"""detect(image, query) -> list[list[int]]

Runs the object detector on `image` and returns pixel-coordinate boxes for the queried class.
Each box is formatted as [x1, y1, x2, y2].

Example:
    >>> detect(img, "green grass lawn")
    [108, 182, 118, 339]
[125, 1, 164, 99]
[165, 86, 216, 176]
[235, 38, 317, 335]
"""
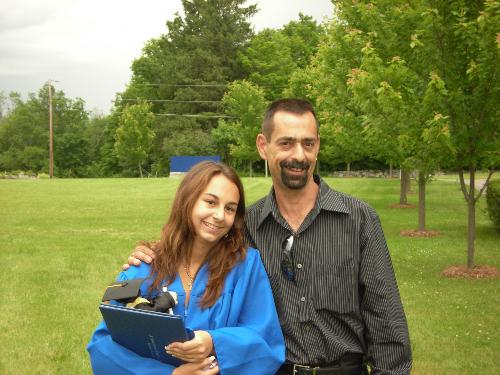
[0, 176, 498, 374]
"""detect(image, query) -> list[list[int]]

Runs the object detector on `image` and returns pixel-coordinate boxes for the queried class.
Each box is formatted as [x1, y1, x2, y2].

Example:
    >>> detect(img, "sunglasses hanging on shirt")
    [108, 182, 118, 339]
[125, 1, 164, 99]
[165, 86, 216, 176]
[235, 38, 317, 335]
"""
[281, 235, 295, 282]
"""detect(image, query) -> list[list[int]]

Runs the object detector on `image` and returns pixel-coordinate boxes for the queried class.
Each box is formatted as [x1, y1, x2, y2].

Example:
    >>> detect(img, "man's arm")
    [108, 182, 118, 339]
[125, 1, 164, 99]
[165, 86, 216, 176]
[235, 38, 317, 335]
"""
[359, 208, 412, 374]
[122, 244, 156, 271]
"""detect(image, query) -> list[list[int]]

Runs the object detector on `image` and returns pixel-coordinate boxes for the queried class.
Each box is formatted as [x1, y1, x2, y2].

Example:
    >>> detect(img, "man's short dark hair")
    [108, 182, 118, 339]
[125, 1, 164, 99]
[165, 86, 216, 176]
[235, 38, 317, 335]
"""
[262, 98, 319, 139]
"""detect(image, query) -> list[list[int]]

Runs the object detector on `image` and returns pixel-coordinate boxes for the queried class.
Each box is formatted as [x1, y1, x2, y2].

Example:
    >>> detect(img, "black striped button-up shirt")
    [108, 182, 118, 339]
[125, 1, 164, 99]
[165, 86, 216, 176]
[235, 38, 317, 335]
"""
[245, 176, 412, 374]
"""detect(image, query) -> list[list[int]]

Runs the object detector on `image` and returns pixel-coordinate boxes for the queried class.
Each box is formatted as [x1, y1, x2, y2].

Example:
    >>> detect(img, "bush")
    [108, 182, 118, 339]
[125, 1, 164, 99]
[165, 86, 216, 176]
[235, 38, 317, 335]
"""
[486, 179, 500, 231]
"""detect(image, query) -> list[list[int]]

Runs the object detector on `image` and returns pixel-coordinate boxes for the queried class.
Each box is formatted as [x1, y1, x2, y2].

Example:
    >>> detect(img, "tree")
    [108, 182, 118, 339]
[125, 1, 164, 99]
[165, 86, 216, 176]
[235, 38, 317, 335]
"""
[83, 113, 112, 176]
[415, 0, 499, 267]
[211, 119, 239, 164]
[0, 84, 90, 176]
[218, 80, 267, 175]
[330, 0, 499, 266]
[121, 0, 256, 120]
[115, 0, 257, 172]
[239, 14, 323, 100]
[114, 102, 155, 177]
[0, 91, 48, 172]
[52, 95, 90, 177]
[302, 23, 368, 176]
[239, 29, 296, 100]
[325, 2, 424, 201]
[159, 118, 217, 173]
[350, 45, 452, 230]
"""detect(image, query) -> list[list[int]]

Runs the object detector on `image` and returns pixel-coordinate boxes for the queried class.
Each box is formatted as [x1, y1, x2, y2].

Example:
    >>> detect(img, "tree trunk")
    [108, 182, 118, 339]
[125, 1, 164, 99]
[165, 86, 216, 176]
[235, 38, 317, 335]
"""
[418, 171, 426, 231]
[458, 168, 476, 269]
[139, 164, 143, 178]
[346, 162, 351, 177]
[389, 162, 393, 178]
[458, 169, 495, 269]
[249, 161, 253, 177]
[467, 169, 476, 269]
[399, 170, 409, 205]
[467, 197, 476, 269]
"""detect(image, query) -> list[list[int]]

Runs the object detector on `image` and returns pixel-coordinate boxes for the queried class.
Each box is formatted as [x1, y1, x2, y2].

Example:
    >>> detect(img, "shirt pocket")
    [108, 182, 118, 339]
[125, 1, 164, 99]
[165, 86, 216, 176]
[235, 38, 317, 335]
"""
[311, 263, 357, 314]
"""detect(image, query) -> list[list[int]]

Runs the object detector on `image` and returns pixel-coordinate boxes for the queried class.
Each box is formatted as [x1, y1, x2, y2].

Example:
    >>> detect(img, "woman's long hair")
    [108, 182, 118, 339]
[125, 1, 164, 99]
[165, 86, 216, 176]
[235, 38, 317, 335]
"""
[149, 161, 246, 308]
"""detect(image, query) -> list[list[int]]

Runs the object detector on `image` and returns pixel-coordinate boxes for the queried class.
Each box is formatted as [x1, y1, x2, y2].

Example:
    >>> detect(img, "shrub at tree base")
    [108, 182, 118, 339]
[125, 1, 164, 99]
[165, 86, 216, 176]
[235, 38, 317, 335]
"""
[486, 180, 500, 232]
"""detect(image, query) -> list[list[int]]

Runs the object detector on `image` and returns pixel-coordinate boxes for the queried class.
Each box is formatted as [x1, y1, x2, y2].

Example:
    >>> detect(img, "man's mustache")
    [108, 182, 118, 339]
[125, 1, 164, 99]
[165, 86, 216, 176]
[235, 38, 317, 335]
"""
[280, 160, 310, 170]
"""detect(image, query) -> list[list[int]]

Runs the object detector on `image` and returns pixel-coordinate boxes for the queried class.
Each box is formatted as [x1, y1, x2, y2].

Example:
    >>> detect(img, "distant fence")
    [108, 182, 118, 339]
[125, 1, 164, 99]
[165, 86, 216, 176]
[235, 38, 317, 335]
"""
[170, 156, 221, 176]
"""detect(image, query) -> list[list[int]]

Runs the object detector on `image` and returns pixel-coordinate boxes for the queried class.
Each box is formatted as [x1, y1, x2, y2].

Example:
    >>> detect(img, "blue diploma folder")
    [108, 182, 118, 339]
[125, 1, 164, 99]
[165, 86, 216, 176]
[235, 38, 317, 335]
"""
[99, 303, 194, 366]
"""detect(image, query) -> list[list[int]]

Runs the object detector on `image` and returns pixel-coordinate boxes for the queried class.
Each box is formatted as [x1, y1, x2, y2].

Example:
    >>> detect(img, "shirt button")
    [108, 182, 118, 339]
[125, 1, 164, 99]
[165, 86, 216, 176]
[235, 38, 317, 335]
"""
[297, 263, 303, 269]
[300, 297, 306, 302]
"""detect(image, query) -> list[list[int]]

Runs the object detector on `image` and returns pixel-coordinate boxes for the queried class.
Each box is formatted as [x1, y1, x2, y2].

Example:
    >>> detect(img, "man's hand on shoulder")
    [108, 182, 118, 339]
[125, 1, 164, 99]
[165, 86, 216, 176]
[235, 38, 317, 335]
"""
[122, 244, 156, 271]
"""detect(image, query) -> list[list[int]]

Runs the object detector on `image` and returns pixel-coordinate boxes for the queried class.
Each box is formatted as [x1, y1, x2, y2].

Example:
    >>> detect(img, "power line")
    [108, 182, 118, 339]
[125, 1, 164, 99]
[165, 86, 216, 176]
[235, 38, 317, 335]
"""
[114, 112, 235, 119]
[132, 83, 229, 88]
[127, 82, 287, 88]
[155, 113, 234, 118]
[117, 99, 221, 104]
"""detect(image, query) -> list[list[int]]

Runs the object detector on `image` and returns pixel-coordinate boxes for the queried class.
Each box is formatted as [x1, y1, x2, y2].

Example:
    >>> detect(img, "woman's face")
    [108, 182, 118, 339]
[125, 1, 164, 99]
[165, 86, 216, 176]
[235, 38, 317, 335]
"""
[190, 174, 240, 252]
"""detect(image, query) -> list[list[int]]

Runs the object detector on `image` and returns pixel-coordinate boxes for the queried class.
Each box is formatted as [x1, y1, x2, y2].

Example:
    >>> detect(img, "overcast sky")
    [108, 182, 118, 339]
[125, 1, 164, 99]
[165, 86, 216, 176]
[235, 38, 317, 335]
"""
[0, 0, 334, 114]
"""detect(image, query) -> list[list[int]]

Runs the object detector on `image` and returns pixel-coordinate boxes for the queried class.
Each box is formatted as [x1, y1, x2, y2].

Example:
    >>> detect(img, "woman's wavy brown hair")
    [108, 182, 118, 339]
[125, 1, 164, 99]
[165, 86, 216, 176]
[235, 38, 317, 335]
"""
[149, 161, 246, 308]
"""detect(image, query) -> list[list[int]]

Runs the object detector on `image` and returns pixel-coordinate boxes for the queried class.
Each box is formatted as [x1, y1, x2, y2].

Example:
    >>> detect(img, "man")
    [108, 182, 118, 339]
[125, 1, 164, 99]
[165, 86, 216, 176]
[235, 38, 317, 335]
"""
[126, 99, 412, 374]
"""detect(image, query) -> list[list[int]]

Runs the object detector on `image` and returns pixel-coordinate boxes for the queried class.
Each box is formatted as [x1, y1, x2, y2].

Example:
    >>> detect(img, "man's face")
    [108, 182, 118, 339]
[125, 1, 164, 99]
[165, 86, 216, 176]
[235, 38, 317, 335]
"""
[257, 110, 320, 190]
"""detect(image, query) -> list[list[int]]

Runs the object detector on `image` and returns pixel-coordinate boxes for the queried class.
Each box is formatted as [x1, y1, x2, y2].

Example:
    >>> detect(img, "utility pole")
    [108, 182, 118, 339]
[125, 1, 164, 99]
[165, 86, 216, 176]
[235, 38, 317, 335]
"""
[48, 80, 54, 178]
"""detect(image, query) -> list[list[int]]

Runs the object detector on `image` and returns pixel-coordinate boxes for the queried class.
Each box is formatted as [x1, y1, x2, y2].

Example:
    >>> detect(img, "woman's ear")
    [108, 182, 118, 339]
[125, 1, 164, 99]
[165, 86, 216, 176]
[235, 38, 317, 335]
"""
[256, 133, 268, 160]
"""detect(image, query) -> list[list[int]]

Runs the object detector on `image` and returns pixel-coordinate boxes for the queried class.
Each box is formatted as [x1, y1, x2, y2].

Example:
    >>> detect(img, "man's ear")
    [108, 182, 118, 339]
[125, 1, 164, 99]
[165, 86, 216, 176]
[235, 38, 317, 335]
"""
[256, 133, 268, 160]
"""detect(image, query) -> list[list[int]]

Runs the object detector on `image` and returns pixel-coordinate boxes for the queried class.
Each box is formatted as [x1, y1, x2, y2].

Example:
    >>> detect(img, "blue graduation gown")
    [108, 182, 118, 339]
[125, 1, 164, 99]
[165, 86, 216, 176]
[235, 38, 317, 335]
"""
[87, 248, 285, 374]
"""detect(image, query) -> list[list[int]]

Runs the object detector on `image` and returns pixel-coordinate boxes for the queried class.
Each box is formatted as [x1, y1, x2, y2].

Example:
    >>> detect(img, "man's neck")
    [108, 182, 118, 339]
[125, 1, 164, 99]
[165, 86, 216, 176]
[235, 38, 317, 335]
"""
[273, 177, 319, 232]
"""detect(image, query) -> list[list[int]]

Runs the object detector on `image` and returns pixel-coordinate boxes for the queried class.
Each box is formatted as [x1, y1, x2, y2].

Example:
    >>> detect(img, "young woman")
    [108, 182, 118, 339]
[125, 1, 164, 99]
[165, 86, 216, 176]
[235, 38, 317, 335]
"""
[87, 161, 285, 374]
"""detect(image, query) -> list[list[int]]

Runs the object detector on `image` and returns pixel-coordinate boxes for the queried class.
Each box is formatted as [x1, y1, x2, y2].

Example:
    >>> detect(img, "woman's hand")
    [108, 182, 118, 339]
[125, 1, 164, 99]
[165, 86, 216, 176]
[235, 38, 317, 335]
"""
[122, 244, 156, 271]
[166, 331, 214, 362]
[172, 356, 219, 375]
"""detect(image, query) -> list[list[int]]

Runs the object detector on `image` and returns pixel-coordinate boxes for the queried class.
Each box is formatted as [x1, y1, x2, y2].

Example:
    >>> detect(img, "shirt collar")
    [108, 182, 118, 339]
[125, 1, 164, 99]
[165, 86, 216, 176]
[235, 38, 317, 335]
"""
[257, 175, 350, 228]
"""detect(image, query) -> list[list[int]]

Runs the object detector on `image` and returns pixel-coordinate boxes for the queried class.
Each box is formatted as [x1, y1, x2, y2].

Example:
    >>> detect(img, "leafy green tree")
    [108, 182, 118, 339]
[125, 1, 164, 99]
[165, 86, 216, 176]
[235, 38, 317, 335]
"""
[0, 91, 48, 172]
[350, 45, 452, 230]
[52, 95, 90, 177]
[114, 102, 155, 177]
[120, 0, 256, 119]
[281, 14, 324, 69]
[330, 0, 498, 266]
[414, 0, 499, 267]
[303, 23, 368, 176]
[114, 0, 257, 171]
[157, 117, 217, 173]
[0, 84, 89, 176]
[239, 29, 296, 100]
[82, 114, 112, 176]
[240, 14, 323, 100]
[211, 118, 239, 163]
[219, 80, 267, 175]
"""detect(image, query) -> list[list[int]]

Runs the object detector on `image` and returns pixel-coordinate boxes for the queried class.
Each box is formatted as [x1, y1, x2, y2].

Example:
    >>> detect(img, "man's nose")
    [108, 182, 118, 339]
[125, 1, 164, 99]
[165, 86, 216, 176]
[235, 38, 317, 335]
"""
[291, 144, 306, 161]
